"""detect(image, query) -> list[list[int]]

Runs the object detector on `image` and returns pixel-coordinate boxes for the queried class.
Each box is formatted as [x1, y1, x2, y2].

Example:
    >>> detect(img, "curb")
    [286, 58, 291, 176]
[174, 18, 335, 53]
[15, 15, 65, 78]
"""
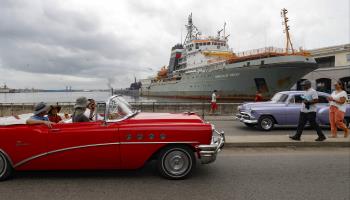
[223, 141, 350, 148]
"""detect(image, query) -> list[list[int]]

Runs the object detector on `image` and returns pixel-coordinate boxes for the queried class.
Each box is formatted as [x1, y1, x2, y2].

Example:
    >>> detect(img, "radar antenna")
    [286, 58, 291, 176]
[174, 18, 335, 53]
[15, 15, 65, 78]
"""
[281, 8, 294, 54]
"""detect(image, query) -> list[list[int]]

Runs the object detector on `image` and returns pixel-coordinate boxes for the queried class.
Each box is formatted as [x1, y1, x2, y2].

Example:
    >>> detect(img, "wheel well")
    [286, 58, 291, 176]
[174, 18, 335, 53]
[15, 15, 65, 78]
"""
[147, 144, 197, 162]
[259, 114, 278, 124]
[0, 149, 13, 167]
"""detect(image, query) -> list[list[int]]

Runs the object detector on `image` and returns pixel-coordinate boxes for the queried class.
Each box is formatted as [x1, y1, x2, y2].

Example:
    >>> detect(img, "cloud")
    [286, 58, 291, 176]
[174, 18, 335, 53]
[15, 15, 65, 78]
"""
[0, 0, 348, 89]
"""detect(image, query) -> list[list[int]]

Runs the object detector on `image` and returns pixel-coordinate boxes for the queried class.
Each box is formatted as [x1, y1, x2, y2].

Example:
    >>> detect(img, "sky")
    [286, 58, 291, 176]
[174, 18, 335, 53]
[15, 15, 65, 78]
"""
[0, 0, 349, 90]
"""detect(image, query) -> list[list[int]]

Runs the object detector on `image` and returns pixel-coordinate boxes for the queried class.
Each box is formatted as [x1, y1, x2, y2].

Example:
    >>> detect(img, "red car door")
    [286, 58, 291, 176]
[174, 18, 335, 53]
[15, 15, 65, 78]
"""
[44, 121, 120, 170]
[5, 125, 49, 171]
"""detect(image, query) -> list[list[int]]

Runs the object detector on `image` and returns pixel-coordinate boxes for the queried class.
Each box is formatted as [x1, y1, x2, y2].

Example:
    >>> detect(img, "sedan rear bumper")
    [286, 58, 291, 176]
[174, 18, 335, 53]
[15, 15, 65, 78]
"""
[197, 129, 225, 164]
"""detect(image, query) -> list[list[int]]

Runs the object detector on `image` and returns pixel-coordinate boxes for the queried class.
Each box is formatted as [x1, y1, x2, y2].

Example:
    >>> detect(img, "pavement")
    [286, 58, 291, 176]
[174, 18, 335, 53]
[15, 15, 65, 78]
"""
[204, 115, 350, 148]
[225, 135, 350, 147]
[1, 148, 349, 200]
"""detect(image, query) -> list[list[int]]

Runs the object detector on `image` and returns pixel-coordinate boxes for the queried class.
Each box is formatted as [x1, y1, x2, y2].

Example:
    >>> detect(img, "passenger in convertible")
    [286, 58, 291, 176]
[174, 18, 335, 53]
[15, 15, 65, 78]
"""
[85, 98, 96, 121]
[72, 97, 92, 123]
[26, 102, 55, 127]
[48, 105, 63, 123]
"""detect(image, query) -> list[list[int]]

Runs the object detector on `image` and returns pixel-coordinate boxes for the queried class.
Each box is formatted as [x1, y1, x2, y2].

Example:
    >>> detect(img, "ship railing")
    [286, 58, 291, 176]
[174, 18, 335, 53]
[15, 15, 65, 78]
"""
[234, 46, 309, 57]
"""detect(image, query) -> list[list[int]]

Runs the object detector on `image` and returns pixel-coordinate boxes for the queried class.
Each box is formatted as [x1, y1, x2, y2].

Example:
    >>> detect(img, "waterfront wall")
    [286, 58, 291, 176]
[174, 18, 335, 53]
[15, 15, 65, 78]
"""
[0, 102, 240, 117]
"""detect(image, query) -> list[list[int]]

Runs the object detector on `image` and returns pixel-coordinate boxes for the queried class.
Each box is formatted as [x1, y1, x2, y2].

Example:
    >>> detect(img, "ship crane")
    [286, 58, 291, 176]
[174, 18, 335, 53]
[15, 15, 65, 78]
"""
[217, 22, 228, 41]
[281, 8, 294, 54]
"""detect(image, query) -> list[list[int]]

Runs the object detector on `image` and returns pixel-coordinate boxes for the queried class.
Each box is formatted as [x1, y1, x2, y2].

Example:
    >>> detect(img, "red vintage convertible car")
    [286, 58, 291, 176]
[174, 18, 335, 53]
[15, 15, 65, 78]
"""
[0, 96, 224, 180]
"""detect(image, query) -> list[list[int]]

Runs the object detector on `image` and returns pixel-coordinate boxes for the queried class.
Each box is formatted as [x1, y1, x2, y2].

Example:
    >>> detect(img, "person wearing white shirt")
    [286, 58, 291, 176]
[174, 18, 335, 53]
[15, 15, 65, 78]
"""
[210, 90, 218, 114]
[327, 81, 349, 138]
[84, 99, 96, 120]
[290, 80, 326, 141]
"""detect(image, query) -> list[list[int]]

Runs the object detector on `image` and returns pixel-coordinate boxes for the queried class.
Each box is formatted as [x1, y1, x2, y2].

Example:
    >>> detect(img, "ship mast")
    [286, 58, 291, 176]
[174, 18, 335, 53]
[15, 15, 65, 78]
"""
[281, 8, 294, 54]
[184, 13, 200, 45]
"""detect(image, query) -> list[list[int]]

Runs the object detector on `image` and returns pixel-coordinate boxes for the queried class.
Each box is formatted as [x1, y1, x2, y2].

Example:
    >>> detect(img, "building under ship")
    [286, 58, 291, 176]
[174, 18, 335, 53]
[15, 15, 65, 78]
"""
[295, 43, 350, 94]
[140, 10, 318, 100]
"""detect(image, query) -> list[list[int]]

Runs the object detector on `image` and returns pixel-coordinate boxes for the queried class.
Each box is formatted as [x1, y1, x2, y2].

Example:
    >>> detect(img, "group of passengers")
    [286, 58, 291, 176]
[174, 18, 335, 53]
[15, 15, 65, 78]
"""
[26, 97, 96, 127]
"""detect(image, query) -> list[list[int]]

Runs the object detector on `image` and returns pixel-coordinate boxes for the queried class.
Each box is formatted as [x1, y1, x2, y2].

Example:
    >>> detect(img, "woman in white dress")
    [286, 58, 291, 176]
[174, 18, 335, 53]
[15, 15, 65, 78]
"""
[327, 81, 349, 138]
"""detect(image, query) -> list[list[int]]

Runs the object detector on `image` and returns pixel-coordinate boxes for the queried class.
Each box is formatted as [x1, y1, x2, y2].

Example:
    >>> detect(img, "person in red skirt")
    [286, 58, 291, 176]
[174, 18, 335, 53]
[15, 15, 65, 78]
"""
[210, 90, 218, 114]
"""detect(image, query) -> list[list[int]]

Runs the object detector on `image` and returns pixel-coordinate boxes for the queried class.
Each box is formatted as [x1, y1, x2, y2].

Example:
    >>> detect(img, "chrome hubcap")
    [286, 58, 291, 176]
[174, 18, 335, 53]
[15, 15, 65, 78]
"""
[164, 150, 190, 176]
[0, 155, 5, 176]
[261, 118, 273, 130]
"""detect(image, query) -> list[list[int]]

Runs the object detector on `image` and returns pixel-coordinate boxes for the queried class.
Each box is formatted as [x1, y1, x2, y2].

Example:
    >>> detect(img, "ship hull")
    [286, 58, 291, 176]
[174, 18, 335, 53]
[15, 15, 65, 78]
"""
[141, 56, 318, 100]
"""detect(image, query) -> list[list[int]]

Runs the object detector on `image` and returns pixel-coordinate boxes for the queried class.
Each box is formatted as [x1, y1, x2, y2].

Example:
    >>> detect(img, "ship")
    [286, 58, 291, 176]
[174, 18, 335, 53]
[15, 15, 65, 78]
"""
[114, 77, 141, 96]
[0, 84, 12, 93]
[140, 9, 318, 100]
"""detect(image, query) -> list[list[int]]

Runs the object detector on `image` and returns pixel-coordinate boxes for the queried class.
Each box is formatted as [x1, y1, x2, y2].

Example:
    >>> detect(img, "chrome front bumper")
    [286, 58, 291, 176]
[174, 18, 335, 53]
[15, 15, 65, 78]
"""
[197, 129, 225, 164]
[235, 112, 258, 124]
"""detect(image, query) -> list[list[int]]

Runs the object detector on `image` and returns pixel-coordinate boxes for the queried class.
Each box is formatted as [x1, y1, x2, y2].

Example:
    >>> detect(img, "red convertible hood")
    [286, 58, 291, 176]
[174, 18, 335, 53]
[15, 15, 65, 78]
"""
[130, 112, 204, 123]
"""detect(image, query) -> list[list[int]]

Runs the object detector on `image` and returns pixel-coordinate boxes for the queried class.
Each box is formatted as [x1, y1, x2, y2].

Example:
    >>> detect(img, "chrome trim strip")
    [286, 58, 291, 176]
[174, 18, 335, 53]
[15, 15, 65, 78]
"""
[120, 141, 199, 144]
[13, 141, 200, 168]
[0, 148, 13, 167]
[14, 142, 120, 168]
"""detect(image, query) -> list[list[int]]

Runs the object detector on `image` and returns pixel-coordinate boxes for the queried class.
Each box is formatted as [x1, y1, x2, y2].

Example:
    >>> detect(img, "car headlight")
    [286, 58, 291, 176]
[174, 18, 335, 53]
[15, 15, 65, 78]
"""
[246, 108, 251, 114]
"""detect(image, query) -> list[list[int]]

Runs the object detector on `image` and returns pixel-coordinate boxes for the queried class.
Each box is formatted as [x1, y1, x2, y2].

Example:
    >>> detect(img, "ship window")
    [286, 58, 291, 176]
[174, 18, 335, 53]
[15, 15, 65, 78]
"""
[196, 44, 199, 49]
[207, 42, 210, 45]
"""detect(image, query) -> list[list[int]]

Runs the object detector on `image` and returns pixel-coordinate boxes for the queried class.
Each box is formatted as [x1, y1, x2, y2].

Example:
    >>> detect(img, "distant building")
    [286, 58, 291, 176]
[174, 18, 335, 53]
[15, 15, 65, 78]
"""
[294, 43, 350, 93]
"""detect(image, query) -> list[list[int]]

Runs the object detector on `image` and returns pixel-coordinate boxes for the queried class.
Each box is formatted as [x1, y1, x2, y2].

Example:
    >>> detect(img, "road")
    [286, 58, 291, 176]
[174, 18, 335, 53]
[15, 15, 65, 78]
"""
[0, 148, 349, 200]
[209, 120, 335, 136]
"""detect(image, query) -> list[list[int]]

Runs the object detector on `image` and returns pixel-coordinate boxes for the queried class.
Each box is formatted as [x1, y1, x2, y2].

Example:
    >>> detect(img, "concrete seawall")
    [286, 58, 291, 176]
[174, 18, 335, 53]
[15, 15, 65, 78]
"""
[0, 102, 241, 117]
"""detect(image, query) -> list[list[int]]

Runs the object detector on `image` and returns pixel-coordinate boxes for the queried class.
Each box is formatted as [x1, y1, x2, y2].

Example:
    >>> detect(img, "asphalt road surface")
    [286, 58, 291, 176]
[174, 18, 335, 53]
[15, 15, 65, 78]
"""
[0, 148, 349, 200]
[209, 120, 336, 136]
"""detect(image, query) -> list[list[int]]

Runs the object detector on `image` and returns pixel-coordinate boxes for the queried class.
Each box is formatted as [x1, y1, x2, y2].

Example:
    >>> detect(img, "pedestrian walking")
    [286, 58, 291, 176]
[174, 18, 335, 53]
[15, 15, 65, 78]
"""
[327, 81, 349, 138]
[255, 90, 263, 102]
[210, 90, 218, 114]
[289, 80, 326, 141]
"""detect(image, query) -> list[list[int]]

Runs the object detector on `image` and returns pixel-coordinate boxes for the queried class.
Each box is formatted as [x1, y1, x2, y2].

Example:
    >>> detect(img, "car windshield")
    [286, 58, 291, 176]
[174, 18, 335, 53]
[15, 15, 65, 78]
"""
[271, 93, 288, 103]
[106, 96, 134, 121]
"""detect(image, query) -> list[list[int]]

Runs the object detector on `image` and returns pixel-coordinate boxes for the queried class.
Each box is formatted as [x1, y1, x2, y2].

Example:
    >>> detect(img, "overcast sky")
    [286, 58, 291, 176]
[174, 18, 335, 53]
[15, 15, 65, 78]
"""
[0, 0, 349, 90]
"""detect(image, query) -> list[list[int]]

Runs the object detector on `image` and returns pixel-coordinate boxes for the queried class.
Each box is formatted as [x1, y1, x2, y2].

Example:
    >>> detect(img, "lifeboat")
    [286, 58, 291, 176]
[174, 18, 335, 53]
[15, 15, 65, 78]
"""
[202, 51, 237, 59]
[157, 66, 168, 79]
